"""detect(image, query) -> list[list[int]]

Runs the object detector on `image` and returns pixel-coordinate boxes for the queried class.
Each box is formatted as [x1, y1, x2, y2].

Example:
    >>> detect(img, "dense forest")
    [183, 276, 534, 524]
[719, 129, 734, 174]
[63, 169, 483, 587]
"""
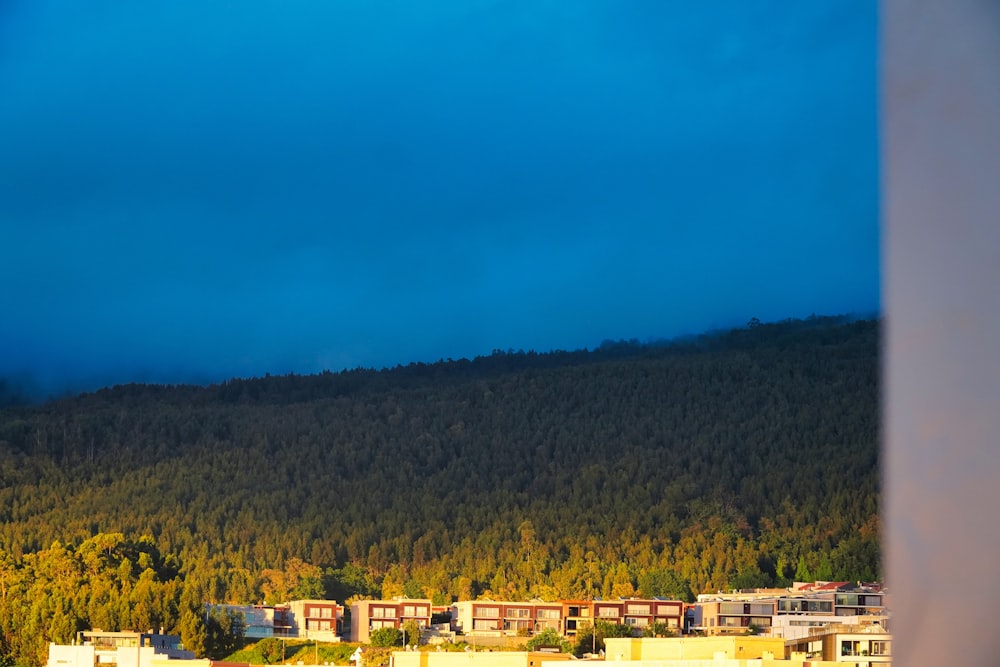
[0, 315, 880, 666]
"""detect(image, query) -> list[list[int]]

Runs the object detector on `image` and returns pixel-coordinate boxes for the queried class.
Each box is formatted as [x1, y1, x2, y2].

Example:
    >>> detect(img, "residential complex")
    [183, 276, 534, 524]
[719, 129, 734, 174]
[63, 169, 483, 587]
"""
[209, 582, 885, 649]
[691, 582, 887, 639]
[47, 581, 892, 667]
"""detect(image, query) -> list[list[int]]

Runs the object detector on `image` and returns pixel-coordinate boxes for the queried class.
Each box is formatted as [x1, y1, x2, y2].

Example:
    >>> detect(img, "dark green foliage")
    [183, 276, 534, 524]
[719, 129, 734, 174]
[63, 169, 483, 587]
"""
[0, 316, 880, 666]
[254, 638, 284, 664]
[204, 606, 246, 659]
[638, 569, 694, 602]
[573, 620, 635, 656]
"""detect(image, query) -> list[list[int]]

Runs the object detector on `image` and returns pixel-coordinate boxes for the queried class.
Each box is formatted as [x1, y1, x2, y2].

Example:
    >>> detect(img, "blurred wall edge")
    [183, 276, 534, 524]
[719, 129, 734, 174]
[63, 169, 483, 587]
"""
[882, 0, 1000, 665]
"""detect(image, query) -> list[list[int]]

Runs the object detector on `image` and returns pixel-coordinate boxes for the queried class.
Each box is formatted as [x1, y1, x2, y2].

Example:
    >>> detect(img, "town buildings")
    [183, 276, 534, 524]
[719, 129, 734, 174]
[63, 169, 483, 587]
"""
[691, 582, 887, 639]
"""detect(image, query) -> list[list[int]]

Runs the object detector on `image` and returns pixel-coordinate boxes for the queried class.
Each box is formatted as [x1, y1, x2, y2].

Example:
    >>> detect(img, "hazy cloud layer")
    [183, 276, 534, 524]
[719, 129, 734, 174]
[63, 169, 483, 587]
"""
[0, 1, 878, 399]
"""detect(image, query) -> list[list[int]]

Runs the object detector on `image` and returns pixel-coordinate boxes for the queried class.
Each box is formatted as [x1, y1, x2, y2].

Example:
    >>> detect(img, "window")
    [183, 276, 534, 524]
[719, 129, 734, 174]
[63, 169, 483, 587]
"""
[372, 607, 386, 619]
[624, 617, 648, 627]
[476, 606, 500, 618]
[505, 608, 530, 618]
[321, 607, 332, 618]
[871, 641, 891, 656]
[537, 609, 560, 620]
[626, 604, 650, 615]
[473, 619, 500, 631]
[841, 641, 861, 657]
[657, 604, 678, 615]
[597, 606, 619, 618]
[719, 603, 744, 615]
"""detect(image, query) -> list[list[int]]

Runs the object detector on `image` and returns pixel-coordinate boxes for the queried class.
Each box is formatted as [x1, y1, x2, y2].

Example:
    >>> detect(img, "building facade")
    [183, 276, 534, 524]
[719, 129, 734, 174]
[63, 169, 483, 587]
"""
[350, 598, 432, 643]
[451, 601, 563, 637]
[785, 624, 892, 664]
[47, 631, 194, 667]
[285, 600, 344, 640]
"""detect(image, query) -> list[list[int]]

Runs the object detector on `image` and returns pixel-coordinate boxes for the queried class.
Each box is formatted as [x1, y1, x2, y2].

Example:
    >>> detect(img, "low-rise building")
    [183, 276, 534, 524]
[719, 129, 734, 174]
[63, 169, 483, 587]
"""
[770, 613, 889, 641]
[285, 599, 344, 641]
[692, 600, 777, 635]
[47, 631, 194, 667]
[589, 599, 684, 635]
[604, 635, 787, 662]
[209, 604, 293, 639]
[559, 600, 593, 638]
[392, 650, 572, 667]
[350, 598, 432, 643]
[785, 623, 892, 664]
[692, 582, 888, 638]
[451, 600, 562, 637]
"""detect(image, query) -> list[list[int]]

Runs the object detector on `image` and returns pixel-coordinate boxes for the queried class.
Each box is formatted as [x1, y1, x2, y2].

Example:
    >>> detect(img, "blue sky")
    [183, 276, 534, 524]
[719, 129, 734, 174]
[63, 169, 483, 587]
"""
[0, 1, 878, 400]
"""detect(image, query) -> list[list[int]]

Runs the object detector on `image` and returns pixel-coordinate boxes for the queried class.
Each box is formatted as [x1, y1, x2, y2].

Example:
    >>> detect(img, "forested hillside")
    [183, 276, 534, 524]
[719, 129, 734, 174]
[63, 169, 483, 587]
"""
[0, 316, 879, 665]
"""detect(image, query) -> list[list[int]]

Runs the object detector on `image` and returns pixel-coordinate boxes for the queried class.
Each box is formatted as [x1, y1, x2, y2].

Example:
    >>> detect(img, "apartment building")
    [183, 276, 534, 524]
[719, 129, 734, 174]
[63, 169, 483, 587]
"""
[560, 600, 593, 638]
[770, 613, 889, 641]
[785, 624, 892, 664]
[693, 582, 888, 637]
[47, 631, 194, 667]
[694, 600, 778, 635]
[593, 599, 684, 633]
[350, 598, 432, 643]
[285, 599, 343, 640]
[451, 600, 563, 636]
[208, 604, 294, 639]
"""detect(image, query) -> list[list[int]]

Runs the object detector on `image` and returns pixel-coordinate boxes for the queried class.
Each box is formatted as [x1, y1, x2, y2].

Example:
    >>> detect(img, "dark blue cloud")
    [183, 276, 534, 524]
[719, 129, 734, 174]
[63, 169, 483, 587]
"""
[0, 0, 878, 399]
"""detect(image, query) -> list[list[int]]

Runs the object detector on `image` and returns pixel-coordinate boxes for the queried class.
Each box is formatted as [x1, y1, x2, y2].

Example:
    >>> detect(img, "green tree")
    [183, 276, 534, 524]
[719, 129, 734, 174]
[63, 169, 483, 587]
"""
[369, 627, 402, 647]
[526, 628, 571, 652]
[573, 620, 633, 657]
[255, 638, 284, 664]
[794, 555, 812, 583]
[637, 569, 694, 602]
[401, 619, 421, 647]
[178, 581, 207, 657]
[204, 606, 246, 659]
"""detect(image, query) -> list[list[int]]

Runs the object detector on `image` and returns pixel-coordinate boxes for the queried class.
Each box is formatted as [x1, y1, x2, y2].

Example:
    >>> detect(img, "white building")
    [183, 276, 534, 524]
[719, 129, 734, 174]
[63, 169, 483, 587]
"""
[47, 631, 193, 667]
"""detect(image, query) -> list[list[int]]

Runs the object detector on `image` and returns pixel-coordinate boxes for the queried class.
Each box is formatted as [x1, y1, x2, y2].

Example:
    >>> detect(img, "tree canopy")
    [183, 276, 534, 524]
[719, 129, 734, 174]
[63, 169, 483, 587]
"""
[0, 316, 880, 666]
